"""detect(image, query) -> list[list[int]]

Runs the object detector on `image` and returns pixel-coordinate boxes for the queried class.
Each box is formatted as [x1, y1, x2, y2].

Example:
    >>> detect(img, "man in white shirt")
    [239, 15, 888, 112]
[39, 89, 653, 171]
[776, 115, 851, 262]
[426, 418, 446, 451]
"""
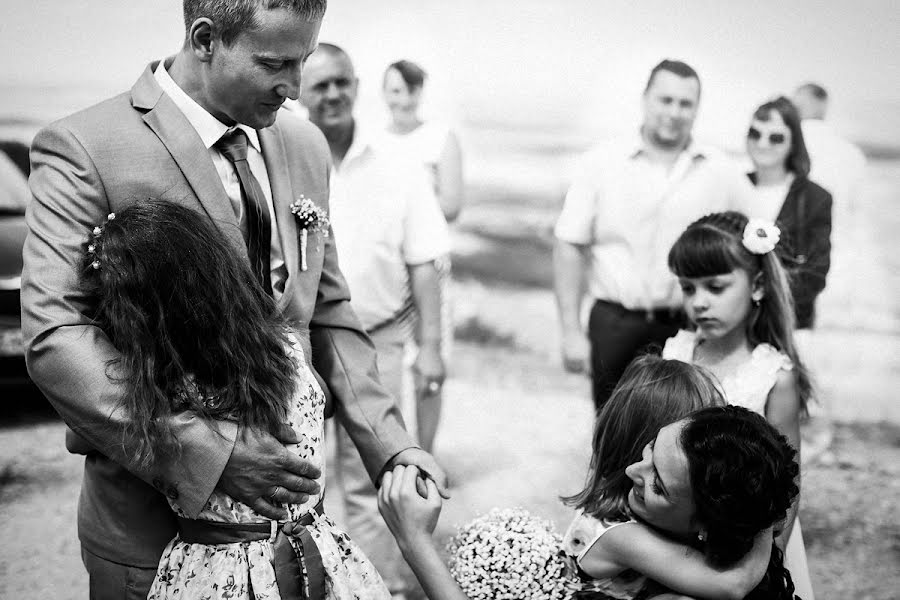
[554, 59, 753, 409]
[300, 43, 449, 598]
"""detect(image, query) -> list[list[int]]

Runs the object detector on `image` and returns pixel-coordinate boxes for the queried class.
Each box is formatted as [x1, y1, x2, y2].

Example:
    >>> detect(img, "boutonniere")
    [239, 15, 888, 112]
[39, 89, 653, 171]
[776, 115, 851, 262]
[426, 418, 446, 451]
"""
[290, 195, 330, 271]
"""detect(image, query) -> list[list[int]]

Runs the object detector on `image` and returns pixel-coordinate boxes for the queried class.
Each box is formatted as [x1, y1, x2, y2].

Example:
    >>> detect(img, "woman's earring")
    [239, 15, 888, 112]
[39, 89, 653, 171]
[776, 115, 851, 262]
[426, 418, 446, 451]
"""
[752, 297, 762, 308]
[697, 531, 706, 542]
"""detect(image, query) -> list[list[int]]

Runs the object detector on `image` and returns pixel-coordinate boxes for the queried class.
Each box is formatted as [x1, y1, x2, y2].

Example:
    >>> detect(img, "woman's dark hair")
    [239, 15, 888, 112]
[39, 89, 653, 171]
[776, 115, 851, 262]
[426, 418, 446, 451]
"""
[563, 355, 724, 521]
[681, 405, 799, 567]
[668, 211, 812, 414]
[80, 199, 297, 468]
[385, 59, 427, 91]
[751, 96, 811, 177]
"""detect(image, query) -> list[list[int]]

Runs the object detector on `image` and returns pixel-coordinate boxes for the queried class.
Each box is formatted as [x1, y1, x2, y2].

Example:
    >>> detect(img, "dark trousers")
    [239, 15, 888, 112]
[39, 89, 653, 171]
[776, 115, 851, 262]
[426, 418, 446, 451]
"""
[81, 547, 157, 600]
[588, 300, 683, 410]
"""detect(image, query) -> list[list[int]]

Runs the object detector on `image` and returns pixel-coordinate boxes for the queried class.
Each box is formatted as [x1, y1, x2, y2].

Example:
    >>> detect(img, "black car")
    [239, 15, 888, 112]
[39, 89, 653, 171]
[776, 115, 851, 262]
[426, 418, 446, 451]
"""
[0, 137, 31, 384]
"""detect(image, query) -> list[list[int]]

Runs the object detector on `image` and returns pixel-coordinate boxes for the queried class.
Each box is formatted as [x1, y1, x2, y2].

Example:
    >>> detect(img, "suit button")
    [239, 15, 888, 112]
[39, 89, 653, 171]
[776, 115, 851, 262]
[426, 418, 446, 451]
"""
[152, 478, 164, 491]
[166, 486, 179, 500]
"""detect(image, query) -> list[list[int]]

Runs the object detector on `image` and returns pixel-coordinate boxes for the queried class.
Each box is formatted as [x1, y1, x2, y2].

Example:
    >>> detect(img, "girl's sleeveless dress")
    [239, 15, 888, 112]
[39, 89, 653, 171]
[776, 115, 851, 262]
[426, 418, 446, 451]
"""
[562, 510, 646, 600]
[147, 335, 391, 600]
[663, 329, 815, 600]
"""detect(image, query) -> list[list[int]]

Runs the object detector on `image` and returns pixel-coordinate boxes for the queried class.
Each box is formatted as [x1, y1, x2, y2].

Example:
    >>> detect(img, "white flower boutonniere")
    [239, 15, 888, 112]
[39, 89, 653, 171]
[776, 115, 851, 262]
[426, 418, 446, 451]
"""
[290, 195, 330, 271]
[742, 218, 781, 255]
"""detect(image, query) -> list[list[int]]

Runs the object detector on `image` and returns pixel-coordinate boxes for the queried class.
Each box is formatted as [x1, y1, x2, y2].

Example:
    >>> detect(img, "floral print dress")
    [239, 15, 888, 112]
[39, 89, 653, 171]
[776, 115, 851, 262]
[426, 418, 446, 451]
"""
[147, 334, 390, 600]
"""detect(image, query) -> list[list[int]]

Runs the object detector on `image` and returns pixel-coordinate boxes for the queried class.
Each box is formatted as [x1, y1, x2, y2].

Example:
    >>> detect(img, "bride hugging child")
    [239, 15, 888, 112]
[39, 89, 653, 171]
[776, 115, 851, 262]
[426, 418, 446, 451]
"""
[379, 355, 801, 600]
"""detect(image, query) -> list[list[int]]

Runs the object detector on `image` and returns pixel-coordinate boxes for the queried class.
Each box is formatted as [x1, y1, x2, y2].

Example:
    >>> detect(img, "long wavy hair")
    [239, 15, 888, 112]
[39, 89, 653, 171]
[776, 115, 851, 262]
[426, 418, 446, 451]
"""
[681, 405, 800, 598]
[563, 355, 724, 521]
[79, 199, 297, 468]
[668, 211, 812, 414]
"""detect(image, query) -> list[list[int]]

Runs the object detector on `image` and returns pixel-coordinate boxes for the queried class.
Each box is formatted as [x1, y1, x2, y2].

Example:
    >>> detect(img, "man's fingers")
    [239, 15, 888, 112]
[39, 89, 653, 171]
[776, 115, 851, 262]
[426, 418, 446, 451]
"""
[424, 478, 442, 507]
[279, 451, 322, 480]
[276, 472, 320, 496]
[272, 423, 301, 445]
[252, 498, 289, 521]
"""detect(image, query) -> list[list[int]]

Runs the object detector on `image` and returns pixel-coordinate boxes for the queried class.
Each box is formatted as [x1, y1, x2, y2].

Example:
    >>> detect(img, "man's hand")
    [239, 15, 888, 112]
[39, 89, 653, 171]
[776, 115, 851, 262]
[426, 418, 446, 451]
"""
[384, 447, 450, 499]
[218, 424, 322, 520]
[561, 329, 591, 375]
[412, 342, 445, 397]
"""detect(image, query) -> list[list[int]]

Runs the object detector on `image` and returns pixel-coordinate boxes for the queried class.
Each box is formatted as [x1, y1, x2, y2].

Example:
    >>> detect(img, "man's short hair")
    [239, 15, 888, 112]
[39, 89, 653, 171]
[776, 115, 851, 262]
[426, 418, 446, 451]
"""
[183, 0, 327, 46]
[796, 82, 828, 102]
[644, 59, 701, 95]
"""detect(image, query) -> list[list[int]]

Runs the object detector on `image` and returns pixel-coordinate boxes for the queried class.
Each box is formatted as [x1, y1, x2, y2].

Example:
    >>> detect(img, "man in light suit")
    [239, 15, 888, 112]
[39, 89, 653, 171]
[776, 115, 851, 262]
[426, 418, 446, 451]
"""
[21, 1, 446, 597]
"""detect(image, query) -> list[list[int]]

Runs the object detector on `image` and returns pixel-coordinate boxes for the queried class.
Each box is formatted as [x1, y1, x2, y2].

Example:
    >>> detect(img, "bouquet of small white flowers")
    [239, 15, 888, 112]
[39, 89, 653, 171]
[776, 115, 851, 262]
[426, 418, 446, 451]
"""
[446, 507, 578, 600]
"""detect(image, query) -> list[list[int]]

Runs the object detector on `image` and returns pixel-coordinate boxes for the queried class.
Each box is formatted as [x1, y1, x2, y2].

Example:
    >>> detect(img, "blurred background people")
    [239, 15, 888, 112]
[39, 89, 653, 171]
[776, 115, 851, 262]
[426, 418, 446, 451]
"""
[301, 43, 450, 600]
[746, 96, 832, 331]
[553, 59, 754, 410]
[377, 59, 464, 453]
[792, 83, 866, 226]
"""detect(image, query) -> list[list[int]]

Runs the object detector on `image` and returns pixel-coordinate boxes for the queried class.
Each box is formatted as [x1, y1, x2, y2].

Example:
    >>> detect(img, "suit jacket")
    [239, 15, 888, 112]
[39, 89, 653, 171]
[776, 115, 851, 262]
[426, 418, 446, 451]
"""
[22, 61, 415, 567]
[748, 172, 833, 329]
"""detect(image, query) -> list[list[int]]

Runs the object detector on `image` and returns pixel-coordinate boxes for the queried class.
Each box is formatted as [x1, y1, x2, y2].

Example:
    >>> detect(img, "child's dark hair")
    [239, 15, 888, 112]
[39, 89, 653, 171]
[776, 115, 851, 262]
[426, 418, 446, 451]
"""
[80, 199, 297, 468]
[563, 355, 725, 521]
[668, 211, 811, 415]
[682, 405, 799, 568]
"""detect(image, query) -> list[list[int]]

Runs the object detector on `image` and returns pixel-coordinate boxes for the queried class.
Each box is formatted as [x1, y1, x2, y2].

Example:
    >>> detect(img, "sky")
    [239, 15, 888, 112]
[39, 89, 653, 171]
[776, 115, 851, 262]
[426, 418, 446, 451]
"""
[1, 0, 897, 148]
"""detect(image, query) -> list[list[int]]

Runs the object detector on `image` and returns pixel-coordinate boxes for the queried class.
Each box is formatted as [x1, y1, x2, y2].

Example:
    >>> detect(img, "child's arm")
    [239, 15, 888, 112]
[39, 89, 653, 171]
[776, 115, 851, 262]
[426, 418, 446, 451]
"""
[580, 522, 773, 600]
[377, 465, 470, 600]
[765, 368, 801, 548]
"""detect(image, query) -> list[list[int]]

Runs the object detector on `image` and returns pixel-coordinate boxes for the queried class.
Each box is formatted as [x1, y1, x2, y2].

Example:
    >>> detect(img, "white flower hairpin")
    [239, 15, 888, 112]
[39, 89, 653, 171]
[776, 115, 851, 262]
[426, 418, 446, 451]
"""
[289, 195, 330, 271]
[86, 212, 117, 269]
[742, 218, 780, 255]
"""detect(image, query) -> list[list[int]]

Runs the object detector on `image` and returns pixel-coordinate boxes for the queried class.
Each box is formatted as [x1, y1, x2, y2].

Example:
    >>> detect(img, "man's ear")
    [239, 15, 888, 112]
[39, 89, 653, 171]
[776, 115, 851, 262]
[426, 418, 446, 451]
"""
[751, 271, 765, 303]
[188, 18, 216, 63]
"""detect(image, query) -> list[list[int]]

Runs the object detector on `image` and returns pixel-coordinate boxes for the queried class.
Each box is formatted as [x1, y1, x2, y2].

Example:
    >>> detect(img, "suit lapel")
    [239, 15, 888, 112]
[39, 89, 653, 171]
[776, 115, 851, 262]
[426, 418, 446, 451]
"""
[259, 123, 303, 312]
[132, 62, 246, 257]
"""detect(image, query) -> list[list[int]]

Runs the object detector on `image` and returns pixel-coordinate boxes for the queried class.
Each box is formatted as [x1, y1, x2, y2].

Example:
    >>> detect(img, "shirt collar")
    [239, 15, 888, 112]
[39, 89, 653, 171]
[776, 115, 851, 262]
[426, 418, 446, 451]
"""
[154, 60, 261, 153]
[628, 130, 707, 161]
[342, 120, 376, 167]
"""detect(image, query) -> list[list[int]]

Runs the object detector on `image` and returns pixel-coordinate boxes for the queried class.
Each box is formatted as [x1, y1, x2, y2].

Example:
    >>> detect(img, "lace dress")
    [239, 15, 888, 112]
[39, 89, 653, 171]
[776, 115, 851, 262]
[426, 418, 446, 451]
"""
[147, 335, 390, 600]
[662, 329, 815, 600]
[562, 510, 646, 600]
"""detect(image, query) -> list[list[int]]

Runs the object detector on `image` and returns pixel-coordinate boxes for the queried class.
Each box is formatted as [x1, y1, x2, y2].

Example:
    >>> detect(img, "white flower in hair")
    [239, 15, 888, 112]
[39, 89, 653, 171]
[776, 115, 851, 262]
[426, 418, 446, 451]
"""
[742, 219, 781, 255]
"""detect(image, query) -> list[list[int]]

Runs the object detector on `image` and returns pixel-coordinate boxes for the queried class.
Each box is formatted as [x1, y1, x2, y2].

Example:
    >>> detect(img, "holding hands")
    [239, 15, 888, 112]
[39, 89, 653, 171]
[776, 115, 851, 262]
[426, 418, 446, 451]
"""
[377, 465, 443, 554]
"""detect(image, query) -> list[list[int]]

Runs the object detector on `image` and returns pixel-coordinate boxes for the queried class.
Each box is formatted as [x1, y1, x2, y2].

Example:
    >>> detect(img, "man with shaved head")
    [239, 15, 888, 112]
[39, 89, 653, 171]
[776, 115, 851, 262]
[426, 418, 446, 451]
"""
[23, 2, 446, 597]
[301, 43, 450, 598]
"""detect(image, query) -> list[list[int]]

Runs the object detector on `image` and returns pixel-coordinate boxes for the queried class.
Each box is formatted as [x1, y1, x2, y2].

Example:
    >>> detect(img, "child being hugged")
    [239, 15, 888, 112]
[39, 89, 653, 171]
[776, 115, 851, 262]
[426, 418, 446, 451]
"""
[80, 200, 390, 600]
[378, 357, 800, 600]
[664, 210, 813, 599]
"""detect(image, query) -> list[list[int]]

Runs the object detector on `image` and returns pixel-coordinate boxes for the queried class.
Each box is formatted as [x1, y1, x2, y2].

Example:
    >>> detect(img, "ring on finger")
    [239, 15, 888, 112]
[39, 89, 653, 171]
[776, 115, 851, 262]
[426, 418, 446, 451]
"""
[268, 485, 281, 503]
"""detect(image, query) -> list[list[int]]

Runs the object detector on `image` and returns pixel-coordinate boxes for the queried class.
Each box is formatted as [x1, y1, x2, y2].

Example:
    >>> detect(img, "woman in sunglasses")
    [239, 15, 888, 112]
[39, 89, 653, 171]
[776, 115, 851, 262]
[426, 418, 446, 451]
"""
[746, 96, 833, 332]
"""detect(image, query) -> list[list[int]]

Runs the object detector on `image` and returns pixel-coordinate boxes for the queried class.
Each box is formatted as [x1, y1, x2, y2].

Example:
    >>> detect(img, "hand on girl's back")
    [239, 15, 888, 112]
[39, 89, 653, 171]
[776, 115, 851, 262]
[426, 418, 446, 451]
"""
[218, 424, 322, 520]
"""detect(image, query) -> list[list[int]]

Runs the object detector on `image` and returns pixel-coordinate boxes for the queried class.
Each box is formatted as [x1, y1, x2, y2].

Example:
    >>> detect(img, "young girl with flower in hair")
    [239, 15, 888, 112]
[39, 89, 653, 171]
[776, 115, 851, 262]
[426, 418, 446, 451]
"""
[664, 210, 813, 598]
[378, 356, 800, 600]
[80, 200, 390, 600]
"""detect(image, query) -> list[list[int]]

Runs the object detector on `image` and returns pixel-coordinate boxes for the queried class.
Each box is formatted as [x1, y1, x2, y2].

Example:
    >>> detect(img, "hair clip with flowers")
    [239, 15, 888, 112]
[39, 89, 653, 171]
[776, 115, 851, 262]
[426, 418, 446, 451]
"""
[742, 218, 780, 255]
[289, 195, 330, 271]
[86, 212, 117, 269]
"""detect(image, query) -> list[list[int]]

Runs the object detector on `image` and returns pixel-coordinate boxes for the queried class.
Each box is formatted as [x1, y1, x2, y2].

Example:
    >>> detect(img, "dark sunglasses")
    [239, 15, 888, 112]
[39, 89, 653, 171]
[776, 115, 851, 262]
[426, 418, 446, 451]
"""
[747, 127, 787, 145]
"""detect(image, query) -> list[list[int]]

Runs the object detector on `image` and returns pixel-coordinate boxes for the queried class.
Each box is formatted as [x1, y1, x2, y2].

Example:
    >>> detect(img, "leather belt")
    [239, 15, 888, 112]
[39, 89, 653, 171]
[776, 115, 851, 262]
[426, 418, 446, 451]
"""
[176, 500, 325, 600]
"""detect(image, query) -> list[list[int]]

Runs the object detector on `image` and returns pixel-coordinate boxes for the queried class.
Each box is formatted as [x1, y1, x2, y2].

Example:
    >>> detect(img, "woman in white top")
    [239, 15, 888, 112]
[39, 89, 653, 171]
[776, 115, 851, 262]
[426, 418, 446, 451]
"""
[379, 60, 464, 453]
